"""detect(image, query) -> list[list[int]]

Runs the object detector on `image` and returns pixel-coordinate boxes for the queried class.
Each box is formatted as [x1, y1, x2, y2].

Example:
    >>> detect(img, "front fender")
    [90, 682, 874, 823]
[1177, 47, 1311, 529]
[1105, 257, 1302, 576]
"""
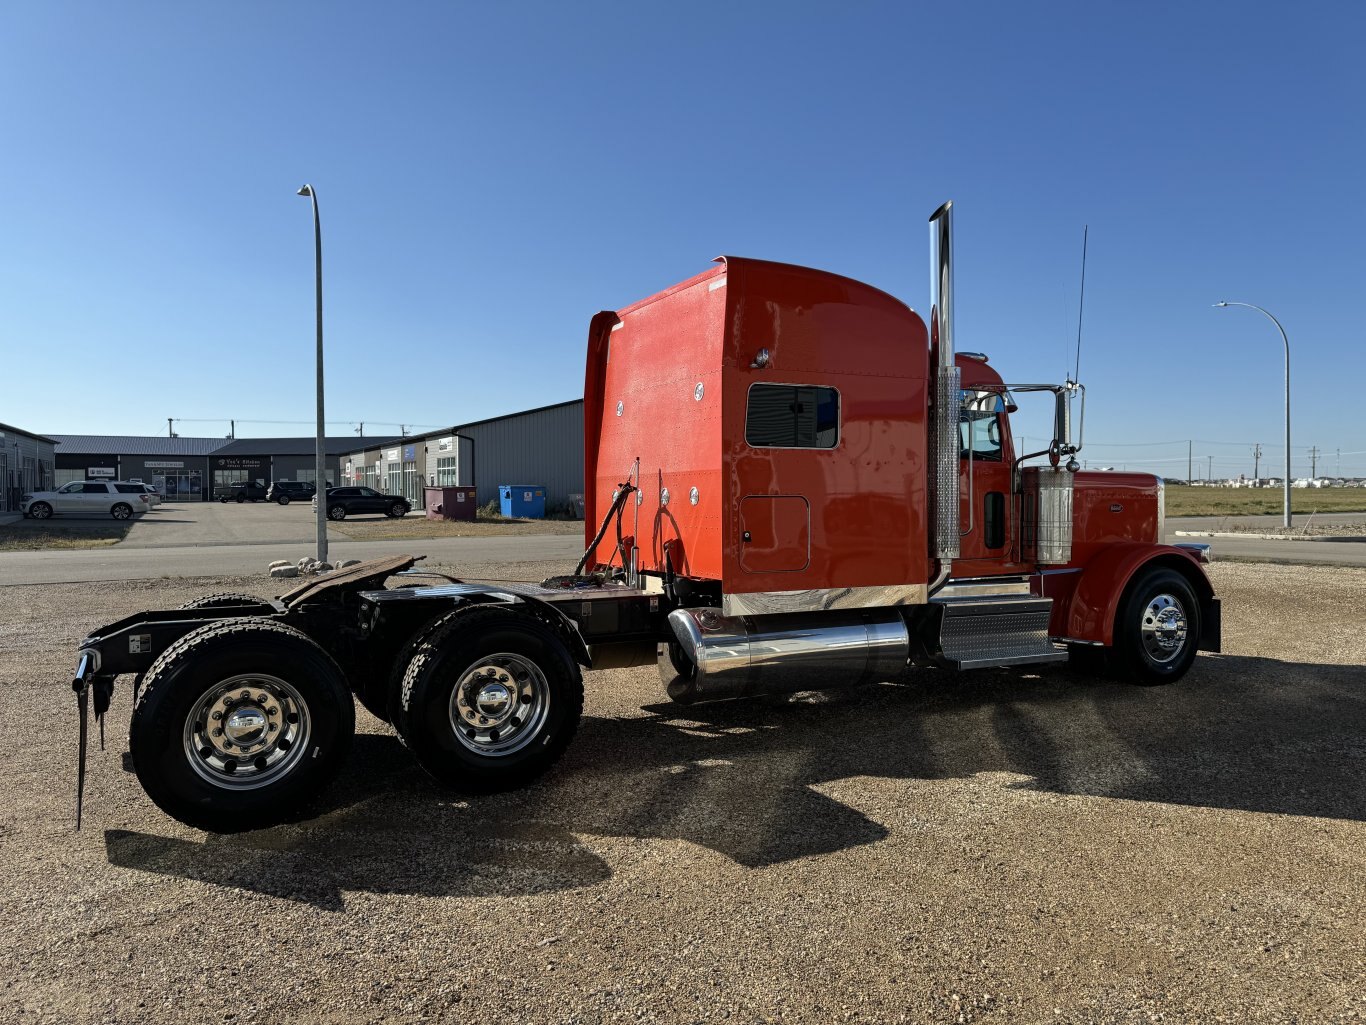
[1065, 544, 1217, 647]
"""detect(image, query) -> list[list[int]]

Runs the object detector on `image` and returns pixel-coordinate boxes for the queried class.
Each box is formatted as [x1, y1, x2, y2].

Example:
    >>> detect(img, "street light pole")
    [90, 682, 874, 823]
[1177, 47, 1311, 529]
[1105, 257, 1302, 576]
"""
[298, 184, 328, 564]
[1214, 301, 1291, 529]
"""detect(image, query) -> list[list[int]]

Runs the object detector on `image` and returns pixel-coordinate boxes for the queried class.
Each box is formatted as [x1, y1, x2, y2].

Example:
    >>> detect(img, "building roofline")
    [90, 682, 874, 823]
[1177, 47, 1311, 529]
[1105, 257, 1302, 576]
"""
[0, 423, 58, 445]
[335, 399, 583, 457]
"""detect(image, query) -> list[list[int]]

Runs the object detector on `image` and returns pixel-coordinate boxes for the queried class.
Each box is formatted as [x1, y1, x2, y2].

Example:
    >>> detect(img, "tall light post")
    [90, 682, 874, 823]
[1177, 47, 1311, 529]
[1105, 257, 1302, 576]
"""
[1214, 301, 1291, 528]
[298, 184, 328, 564]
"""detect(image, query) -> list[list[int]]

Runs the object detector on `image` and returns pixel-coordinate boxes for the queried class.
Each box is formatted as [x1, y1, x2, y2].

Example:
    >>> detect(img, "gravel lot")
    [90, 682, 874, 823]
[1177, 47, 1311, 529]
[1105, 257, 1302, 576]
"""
[1, 560, 1363, 1024]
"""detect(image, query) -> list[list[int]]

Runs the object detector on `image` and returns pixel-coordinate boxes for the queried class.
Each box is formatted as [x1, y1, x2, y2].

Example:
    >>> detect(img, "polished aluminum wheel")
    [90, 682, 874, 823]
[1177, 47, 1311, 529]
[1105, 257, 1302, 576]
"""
[448, 653, 550, 757]
[182, 673, 312, 790]
[1140, 593, 1188, 664]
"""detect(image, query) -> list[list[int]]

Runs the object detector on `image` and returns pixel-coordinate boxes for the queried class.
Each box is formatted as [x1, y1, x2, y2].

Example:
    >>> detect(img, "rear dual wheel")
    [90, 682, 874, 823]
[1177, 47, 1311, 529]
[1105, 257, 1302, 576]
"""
[130, 619, 354, 832]
[394, 606, 583, 792]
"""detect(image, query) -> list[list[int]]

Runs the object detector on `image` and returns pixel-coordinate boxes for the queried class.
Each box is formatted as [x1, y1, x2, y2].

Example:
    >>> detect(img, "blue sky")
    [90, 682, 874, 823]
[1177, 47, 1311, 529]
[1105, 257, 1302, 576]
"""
[2, 1, 1361, 478]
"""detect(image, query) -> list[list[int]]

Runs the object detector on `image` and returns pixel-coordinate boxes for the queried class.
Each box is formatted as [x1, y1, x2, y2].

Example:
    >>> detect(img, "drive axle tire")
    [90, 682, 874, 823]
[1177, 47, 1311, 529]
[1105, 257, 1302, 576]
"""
[278, 495, 290, 505]
[350, 611, 456, 726]
[395, 606, 583, 792]
[1112, 567, 1201, 686]
[236, 495, 246, 504]
[130, 619, 354, 832]
[388, 502, 407, 518]
[328, 505, 347, 521]
[29, 502, 52, 519]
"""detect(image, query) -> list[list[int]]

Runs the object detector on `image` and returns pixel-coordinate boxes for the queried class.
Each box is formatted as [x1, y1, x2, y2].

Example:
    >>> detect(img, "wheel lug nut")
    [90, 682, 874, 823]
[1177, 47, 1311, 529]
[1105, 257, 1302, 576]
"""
[268, 723, 277, 732]
[267, 707, 278, 716]
[212, 727, 224, 736]
[479, 716, 489, 724]
[211, 711, 223, 720]
[257, 694, 268, 704]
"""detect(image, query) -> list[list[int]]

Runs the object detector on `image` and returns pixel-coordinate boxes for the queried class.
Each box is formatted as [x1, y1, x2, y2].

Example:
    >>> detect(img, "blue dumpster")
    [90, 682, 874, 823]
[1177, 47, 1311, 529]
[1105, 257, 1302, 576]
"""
[499, 484, 546, 519]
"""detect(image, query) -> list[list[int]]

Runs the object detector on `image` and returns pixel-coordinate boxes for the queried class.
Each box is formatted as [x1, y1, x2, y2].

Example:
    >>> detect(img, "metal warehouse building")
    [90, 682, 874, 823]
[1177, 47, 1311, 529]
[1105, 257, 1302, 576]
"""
[207, 436, 399, 496]
[340, 400, 584, 511]
[1, 423, 56, 512]
[48, 435, 396, 501]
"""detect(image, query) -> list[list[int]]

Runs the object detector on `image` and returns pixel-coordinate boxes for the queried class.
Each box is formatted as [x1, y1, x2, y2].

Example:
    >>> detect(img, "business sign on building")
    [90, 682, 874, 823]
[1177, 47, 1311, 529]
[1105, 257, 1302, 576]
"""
[216, 457, 264, 470]
[88, 467, 116, 478]
[403, 444, 417, 462]
[145, 461, 185, 469]
[387, 449, 399, 461]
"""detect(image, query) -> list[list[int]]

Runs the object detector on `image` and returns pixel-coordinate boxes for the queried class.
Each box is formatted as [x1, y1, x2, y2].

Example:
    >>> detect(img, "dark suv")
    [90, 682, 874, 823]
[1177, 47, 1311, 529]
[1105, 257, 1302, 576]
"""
[218, 481, 268, 503]
[320, 486, 410, 520]
[266, 480, 316, 505]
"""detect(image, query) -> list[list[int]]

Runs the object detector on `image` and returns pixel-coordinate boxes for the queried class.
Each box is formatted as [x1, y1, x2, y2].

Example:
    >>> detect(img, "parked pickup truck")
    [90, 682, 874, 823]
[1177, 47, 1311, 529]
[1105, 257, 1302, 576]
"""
[218, 481, 269, 503]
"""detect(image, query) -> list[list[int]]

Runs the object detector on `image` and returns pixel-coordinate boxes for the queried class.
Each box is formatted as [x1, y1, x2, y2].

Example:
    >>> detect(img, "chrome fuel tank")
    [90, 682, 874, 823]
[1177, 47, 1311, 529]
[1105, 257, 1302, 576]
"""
[660, 607, 910, 704]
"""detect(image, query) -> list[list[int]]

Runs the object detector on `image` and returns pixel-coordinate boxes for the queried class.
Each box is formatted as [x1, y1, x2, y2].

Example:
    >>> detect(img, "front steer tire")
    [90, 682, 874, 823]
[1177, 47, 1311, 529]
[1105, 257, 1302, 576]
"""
[395, 606, 583, 793]
[1111, 567, 1201, 686]
[130, 619, 354, 832]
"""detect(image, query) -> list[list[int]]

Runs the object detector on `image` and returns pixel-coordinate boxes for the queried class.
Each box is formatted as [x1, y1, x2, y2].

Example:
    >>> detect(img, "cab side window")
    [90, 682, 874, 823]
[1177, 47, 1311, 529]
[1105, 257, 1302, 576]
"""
[960, 390, 1004, 461]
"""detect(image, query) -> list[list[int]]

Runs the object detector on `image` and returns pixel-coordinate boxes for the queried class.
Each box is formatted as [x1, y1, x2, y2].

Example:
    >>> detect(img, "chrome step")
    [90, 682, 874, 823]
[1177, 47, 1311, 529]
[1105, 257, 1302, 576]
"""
[931, 594, 1067, 670]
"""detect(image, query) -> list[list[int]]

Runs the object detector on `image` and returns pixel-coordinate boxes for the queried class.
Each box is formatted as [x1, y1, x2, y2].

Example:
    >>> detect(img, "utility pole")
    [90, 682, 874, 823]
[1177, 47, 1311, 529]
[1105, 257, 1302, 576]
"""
[1337, 448, 1341, 477]
[355, 422, 364, 438]
[167, 418, 174, 438]
[400, 424, 409, 437]
[229, 419, 235, 440]
[1309, 446, 1320, 478]
[1207, 455, 1213, 480]
[1252, 443, 1262, 481]
[1188, 440, 1192, 483]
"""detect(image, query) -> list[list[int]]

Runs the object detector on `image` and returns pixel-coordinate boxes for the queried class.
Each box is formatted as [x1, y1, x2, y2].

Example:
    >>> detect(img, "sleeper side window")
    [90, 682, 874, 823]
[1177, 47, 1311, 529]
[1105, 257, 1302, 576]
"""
[745, 384, 840, 449]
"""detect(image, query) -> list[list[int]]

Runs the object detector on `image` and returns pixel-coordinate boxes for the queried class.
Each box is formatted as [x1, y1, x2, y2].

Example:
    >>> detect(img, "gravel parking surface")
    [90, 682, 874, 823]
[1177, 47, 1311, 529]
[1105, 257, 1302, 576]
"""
[1, 561, 1363, 1024]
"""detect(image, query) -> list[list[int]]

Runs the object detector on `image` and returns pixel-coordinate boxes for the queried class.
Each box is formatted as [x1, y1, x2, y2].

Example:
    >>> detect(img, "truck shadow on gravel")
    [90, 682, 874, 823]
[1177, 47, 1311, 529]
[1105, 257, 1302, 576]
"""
[105, 652, 1366, 910]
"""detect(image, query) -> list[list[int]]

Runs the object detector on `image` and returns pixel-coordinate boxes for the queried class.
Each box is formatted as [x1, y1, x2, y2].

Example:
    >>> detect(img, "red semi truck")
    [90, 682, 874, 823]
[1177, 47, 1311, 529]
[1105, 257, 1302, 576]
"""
[71, 202, 1218, 831]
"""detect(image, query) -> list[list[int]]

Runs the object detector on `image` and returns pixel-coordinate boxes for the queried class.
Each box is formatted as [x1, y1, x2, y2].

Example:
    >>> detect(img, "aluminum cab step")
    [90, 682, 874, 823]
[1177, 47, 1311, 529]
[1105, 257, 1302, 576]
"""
[930, 594, 1067, 670]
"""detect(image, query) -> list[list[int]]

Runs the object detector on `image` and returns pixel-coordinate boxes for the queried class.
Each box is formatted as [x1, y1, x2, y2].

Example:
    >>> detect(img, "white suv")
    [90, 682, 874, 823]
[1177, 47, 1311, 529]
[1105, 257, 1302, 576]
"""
[22, 481, 153, 520]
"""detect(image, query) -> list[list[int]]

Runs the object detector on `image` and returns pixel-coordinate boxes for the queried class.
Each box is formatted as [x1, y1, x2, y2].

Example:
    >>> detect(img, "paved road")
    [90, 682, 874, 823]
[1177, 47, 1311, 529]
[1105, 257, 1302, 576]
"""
[0, 534, 584, 585]
[120, 498, 323, 547]
[1169, 512, 1366, 567]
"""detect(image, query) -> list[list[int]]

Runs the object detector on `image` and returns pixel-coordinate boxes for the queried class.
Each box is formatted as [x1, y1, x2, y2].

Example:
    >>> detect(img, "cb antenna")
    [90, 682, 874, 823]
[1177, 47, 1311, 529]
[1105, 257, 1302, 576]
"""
[1071, 224, 1088, 385]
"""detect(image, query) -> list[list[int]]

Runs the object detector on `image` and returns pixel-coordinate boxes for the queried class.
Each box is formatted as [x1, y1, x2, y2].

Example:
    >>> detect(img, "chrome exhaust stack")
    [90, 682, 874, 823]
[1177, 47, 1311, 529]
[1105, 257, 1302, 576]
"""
[929, 201, 961, 571]
[660, 607, 910, 705]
